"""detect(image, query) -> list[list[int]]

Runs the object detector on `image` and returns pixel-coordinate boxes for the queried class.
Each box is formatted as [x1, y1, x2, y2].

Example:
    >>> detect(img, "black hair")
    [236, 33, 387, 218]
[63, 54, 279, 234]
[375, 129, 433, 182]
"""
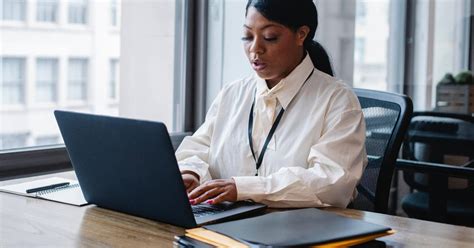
[245, 0, 334, 76]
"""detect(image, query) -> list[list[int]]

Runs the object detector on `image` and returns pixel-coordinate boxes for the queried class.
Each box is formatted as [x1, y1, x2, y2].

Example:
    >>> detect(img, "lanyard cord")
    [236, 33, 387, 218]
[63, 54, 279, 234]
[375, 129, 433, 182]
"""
[248, 102, 284, 176]
[248, 69, 315, 176]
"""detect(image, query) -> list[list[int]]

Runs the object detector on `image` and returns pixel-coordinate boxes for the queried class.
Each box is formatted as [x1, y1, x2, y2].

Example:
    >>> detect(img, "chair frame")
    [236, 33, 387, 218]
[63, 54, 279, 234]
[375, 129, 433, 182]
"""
[354, 88, 413, 213]
[398, 111, 474, 224]
[397, 159, 474, 224]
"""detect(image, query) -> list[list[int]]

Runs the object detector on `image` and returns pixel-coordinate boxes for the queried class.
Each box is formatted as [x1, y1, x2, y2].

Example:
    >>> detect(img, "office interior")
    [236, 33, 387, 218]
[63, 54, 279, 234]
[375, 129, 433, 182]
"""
[0, 0, 473, 241]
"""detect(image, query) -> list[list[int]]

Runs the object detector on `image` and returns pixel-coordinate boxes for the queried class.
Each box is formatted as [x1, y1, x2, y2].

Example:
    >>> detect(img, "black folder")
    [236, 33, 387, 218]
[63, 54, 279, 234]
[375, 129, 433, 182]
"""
[204, 208, 392, 247]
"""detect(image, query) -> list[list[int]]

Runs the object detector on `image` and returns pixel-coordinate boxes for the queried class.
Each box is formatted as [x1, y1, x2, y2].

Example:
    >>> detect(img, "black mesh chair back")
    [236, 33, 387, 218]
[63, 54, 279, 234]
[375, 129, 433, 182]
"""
[351, 89, 413, 213]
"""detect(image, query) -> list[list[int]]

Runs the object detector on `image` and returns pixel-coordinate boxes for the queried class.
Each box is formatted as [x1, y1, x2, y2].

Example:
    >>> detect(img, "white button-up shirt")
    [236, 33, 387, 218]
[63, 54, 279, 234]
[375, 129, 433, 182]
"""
[176, 54, 367, 208]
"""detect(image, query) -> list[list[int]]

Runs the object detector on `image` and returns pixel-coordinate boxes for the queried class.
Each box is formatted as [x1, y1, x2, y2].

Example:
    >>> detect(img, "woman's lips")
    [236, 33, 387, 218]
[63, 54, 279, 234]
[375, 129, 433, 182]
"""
[252, 61, 267, 71]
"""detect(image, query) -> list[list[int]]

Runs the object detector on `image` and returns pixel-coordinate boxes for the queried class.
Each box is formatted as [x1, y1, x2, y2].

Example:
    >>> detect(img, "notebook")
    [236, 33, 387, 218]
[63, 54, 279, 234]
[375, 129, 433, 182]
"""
[202, 208, 393, 247]
[0, 177, 88, 206]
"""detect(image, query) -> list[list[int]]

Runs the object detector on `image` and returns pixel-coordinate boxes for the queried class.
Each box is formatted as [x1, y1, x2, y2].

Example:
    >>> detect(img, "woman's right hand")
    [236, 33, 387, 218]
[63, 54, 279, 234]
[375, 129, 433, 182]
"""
[181, 171, 200, 193]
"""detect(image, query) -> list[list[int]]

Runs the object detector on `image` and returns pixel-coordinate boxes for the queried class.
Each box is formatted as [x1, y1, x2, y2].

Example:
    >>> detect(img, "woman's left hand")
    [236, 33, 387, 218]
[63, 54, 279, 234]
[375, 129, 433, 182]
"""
[188, 179, 237, 205]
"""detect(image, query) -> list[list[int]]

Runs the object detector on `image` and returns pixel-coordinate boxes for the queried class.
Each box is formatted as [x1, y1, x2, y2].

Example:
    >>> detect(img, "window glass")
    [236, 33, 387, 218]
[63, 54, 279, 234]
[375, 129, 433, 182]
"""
[110, 0, 118, 26]
[36, 0, 58, 22]
[35, 135, 60, 146]
[36, 58, 58, 102]
[68, 0, 87, 24]
[409, 0, 471, 111]
[109, 59, 118, 99]
[1, 0, 26, 21]
[1, 0, 185, 151]
[68, 58, 88, 101]
[1, 1, 120, 150]
[429, 0, 471, 111]
[205, 0, 405, 108]
[353, 0, 405, 92]
[1, 57, 25, 105]
[0, 133, 28, 150]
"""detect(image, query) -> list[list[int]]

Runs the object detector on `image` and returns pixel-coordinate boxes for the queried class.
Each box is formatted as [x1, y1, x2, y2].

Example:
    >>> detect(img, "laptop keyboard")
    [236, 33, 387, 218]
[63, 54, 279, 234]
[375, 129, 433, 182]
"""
[192, 202, 234, 217]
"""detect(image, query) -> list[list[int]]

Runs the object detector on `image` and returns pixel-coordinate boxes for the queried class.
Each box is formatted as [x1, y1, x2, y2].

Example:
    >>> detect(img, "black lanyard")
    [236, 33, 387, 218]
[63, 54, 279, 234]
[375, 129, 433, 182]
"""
[248, 69, 314, 176]
[248, 101, 284, 176]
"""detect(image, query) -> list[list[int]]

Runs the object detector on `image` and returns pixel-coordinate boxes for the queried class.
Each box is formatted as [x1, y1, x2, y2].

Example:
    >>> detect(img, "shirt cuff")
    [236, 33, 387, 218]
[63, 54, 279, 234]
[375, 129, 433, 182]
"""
[178, 163, 211, 184]
[232, 176, 266, 202]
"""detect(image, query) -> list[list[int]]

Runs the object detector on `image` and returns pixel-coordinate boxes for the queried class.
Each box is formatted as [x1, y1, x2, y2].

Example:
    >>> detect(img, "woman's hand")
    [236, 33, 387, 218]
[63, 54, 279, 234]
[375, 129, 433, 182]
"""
[181, 171, 200, 193]
[188, 179, 237, 205]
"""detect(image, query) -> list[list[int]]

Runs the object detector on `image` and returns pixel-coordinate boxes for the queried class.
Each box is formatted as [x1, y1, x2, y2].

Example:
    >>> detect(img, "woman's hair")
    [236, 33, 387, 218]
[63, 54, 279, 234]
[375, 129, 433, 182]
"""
[245, 0, 334, 76]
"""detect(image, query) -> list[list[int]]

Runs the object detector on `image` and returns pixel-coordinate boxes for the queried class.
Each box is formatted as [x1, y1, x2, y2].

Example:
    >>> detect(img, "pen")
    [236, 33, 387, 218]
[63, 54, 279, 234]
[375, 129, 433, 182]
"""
[26, 182, 70, 194]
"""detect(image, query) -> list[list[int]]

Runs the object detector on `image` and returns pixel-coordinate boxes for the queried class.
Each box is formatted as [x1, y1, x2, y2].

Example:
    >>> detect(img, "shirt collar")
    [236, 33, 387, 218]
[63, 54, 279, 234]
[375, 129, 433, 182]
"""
[255, 53, 315, 110]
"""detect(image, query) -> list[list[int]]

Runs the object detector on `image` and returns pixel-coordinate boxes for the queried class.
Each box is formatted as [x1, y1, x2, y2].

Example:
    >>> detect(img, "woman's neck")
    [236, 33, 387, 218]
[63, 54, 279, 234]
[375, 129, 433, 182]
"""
[266, 50, 306, 89]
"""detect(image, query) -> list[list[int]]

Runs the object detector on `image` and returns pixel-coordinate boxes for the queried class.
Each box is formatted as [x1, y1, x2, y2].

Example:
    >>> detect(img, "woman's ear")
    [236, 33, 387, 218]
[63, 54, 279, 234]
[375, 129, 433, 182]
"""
[296, 26, 310, 46]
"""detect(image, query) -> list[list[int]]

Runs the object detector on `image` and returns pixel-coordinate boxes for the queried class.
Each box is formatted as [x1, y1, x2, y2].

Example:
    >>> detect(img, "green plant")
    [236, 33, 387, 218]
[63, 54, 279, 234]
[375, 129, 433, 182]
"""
[454, 71, 473, 85]
[439, 73, 456, 84]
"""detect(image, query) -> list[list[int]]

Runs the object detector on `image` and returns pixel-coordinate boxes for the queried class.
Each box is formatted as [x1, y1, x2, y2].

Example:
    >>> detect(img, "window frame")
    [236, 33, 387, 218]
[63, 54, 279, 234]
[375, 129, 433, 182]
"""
[470, 0, 474, 70]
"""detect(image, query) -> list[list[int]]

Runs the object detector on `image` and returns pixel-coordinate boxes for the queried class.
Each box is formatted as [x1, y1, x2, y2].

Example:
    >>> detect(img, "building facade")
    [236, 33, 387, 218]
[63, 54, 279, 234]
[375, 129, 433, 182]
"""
[1, 0, 120, 149]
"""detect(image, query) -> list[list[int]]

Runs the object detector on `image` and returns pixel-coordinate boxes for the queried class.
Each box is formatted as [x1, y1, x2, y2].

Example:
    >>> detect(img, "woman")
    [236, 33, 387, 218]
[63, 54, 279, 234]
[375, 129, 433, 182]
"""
[176, 0, 367, 208]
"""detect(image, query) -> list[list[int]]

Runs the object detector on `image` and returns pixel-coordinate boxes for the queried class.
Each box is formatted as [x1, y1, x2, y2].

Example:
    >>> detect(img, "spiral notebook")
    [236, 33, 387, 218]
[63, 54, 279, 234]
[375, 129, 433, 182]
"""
[0, 177, 88, 206]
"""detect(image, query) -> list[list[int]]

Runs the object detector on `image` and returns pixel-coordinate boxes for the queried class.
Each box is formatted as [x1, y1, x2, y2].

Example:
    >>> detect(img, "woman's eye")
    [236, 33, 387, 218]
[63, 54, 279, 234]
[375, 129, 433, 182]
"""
[264, 37, 278, 42]
[241, 36, 252, 41]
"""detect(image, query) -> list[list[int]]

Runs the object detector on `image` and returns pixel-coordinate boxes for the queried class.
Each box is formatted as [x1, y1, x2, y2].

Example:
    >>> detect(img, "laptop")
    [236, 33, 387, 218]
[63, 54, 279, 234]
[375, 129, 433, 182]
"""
[54, 110, 266, 228]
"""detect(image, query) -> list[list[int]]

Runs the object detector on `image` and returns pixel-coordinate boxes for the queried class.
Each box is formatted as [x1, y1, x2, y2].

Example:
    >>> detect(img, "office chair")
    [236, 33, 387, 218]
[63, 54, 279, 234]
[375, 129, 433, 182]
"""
[350, 89, 413, 214]
[398, 112, 474, 226]
[170, 132, 193, 151]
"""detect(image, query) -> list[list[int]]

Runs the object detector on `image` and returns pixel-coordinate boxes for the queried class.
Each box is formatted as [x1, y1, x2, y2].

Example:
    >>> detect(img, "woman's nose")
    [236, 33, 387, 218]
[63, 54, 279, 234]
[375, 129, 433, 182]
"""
[249, 39, 264, 55]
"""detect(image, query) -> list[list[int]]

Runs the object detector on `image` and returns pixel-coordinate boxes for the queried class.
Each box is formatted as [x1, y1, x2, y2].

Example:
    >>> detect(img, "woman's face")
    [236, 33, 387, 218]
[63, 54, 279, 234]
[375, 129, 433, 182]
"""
[243, 7, 308, 87]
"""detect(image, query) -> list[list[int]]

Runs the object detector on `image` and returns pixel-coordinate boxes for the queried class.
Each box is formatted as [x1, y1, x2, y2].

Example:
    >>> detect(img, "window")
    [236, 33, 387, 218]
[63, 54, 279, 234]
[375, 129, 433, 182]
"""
[1, 0, 26, 21]
[36, 58, 58, 103]
[36, 0, 58, 22]
[35, 135, 60, 146]
[111, 0, 118, 26]
[109, 59, 119, 99]
[1, 1, 120, 152]
[68, 58, 88, 101]
[68, 0, 87, 24]
[0, 133, 29, 150]
[408, 0, 471, 111]
[353, 0, 403, 92]
[1, 57, 25, 105]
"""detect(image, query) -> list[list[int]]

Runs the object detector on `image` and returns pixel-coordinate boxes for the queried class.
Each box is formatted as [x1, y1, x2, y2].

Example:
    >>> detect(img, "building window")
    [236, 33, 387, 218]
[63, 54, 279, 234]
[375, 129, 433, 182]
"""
[68, 0, 87, 24]
[109, 59, 119, 99]
[36, 0, 58, 22]
[1, 0, 26, 21]
[110, 0, 118, 26]
[35, 135, 59, 146]
[353, 0, 395, 92]
[0, 133, 29, 150]
[1, 57, 25, 105]
[68, 58, 88, 101]
[36, 58, 58, 103]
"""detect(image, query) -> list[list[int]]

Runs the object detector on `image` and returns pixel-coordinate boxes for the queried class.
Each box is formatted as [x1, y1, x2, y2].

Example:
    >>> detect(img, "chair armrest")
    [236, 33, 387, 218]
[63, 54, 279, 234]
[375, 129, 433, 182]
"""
[396, 159, 474, 179]
[170, 132, 193, 151]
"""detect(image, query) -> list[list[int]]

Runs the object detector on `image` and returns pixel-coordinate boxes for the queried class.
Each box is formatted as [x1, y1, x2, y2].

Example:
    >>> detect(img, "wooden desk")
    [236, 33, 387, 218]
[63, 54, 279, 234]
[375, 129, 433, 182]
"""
[1, 172, 474, 247]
